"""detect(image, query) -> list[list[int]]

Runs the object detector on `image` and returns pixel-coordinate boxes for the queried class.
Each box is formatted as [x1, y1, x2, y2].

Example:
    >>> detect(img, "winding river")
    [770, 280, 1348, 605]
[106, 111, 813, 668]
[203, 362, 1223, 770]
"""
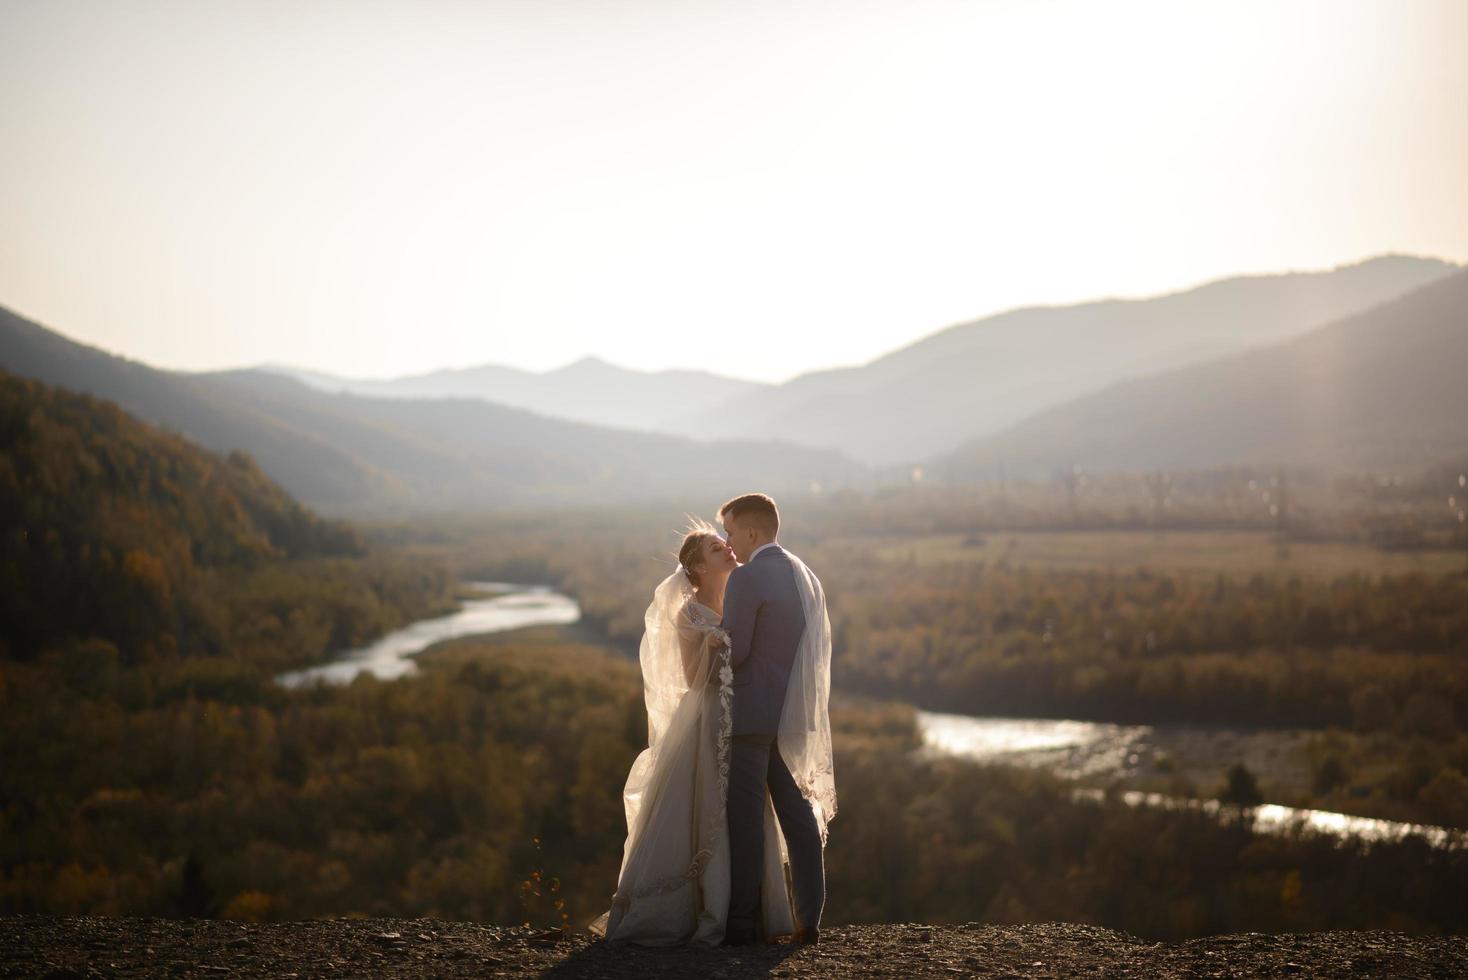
[270, 582, 1461, 849]
[272, 582, 581, 688]
[916, 709, 1462, 849]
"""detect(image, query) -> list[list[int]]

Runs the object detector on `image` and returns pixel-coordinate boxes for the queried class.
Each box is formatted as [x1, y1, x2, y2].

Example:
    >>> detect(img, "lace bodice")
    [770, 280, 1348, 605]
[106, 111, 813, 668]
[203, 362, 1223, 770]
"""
[677, 600, 729, 686]
[684, 599, 722, 626]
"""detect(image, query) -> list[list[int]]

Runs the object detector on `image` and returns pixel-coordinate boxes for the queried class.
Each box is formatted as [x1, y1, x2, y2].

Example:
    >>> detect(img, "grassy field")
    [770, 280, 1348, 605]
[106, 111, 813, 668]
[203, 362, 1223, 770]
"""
[860, 529, 1467, 578]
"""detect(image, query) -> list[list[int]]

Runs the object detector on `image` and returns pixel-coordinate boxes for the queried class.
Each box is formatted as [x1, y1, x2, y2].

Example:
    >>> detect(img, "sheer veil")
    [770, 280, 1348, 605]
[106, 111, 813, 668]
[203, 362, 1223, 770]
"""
[777, 551, 837, 844]
[639, 566, 715, 756]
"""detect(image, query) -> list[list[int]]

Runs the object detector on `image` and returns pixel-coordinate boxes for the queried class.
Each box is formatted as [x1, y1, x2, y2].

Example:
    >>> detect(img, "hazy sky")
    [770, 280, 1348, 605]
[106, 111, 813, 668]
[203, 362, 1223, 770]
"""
[2, 0, 1465, 384]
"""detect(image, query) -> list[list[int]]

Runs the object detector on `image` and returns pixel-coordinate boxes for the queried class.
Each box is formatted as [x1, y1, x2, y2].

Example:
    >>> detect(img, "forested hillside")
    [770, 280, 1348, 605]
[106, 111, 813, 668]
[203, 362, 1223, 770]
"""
[0, 368, 454, 671]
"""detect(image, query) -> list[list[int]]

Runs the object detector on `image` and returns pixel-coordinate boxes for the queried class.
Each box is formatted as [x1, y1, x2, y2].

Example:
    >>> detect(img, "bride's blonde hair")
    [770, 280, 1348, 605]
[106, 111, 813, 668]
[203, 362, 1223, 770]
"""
[676, 517, 722, 589]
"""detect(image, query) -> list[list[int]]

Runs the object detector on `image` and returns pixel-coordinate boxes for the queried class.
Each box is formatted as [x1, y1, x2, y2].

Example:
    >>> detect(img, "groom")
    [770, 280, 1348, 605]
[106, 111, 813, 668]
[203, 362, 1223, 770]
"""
[716, 492, 826, 946]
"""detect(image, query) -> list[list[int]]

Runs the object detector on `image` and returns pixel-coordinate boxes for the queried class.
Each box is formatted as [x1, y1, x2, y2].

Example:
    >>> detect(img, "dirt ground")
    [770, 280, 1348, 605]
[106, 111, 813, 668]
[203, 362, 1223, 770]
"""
[5, 914, 1467, 979]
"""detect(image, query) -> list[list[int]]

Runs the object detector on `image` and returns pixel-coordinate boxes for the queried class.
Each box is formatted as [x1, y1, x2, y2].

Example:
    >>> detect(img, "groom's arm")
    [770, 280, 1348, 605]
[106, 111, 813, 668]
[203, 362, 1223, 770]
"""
[720, 567, 761, 671]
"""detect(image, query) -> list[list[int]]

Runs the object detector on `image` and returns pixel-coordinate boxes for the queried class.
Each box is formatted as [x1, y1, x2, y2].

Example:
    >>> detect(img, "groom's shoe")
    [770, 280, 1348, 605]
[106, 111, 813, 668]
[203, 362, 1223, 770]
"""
[792, 925, 820, 946]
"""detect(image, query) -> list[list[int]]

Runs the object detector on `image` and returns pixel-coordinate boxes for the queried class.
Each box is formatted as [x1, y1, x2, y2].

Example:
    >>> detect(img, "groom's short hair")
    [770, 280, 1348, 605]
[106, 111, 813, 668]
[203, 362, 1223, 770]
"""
[720, 492, 779, 536]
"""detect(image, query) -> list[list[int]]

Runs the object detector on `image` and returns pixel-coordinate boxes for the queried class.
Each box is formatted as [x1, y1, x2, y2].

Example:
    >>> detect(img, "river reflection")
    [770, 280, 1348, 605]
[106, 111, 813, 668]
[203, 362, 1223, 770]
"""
[918, 710, 1152, 780]
[917, 709, 1463, 850]
[1068, 789, 1461, 849]
[273, 582, 580, 688]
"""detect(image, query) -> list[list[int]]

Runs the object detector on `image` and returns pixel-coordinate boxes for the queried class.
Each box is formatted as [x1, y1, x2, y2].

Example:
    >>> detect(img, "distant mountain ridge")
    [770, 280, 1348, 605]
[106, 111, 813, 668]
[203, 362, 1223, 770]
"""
[0, 307, 859, 516]
[939, 268, 1468, 478]
[674, 254, 1461, 465]
[3, 252, 1460, 514]
[267, 354, 767, 433]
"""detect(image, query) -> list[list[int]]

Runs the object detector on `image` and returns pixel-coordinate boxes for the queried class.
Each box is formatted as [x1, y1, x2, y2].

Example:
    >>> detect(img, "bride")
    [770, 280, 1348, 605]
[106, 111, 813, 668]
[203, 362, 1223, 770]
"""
[589, 522, 796, 945]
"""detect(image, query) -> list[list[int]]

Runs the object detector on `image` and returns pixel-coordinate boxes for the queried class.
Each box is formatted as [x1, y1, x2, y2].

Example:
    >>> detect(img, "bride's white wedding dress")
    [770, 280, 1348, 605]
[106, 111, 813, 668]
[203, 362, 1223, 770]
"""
[589, 570, 795, 945]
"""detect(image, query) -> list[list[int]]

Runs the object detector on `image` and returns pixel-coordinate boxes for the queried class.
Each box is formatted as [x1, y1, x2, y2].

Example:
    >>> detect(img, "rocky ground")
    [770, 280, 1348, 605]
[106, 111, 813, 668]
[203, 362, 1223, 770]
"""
[4, 915, 1467, 979]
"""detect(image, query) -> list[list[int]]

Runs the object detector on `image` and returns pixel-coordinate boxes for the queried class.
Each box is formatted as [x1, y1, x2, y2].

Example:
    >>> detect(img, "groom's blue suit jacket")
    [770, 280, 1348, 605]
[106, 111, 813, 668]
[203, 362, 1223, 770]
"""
[719, 543, 807, 737]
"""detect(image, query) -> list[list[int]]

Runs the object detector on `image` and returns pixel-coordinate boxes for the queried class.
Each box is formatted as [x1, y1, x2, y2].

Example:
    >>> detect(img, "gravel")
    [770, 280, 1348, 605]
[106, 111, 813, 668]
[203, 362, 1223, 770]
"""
[3, 915, 1466, 979]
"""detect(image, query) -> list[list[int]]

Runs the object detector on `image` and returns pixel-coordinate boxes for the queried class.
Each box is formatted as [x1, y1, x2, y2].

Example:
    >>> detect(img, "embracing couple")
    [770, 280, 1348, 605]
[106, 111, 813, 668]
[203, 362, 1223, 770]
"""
[589, 492, 835, 947]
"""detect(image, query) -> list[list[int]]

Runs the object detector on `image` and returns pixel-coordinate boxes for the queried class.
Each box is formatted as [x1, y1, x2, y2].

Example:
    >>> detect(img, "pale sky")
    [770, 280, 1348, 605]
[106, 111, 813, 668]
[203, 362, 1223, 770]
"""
[2, 0, 1465, 384]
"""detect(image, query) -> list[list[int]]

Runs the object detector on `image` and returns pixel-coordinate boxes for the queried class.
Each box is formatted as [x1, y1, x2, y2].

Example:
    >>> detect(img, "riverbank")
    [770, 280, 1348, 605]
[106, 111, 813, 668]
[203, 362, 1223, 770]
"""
[917, 707, 1468, 837]
[7, 913, 1465, 979]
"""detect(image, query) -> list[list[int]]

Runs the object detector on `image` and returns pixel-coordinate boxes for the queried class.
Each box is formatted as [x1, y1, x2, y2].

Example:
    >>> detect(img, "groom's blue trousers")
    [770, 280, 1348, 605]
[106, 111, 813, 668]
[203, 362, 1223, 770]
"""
[726, 732, 826, 937]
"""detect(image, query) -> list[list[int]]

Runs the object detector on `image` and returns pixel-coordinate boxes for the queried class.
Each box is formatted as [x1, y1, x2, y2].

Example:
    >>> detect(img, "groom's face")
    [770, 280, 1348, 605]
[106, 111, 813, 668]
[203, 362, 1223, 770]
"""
[721, 513, 755, 563]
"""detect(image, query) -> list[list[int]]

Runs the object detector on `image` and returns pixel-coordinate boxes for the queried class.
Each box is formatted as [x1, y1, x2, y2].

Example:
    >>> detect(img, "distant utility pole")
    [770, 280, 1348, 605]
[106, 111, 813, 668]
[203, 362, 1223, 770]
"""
[995, 460, 1009, 528]
[1064, 464, 1080, 526]
[1149, 471, 1168, 535]
[1272, 469, 1290, 560]
[1454, 472, 1467, 574]
[1273, 470, 1289, 537]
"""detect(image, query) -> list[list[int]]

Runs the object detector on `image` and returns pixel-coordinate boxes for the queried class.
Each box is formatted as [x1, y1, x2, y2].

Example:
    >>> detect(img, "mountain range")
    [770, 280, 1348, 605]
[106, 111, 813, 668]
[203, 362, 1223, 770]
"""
[268, 356, 765, 434]
[670, 254, 1461, 464]
[272, 255, 1458, 467]
[0, 308, 858, 516]
[941, 267, 1468, 478]
[2, 252, 1463, 517]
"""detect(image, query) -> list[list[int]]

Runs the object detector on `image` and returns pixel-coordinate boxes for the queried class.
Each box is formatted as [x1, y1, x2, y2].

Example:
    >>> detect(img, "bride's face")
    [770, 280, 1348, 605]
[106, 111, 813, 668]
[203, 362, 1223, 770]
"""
[695, 534, 739, 582]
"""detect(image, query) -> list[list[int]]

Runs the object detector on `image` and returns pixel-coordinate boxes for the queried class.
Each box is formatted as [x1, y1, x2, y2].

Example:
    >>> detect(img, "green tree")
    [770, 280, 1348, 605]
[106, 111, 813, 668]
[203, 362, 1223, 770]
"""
[1417, 768, 1468, 827]
[1220, 762, 1264, 809]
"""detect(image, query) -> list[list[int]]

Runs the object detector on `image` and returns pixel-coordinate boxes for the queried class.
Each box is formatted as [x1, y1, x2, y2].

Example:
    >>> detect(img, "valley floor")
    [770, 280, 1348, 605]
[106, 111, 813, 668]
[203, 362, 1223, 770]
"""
[4, 914, 1465, 979]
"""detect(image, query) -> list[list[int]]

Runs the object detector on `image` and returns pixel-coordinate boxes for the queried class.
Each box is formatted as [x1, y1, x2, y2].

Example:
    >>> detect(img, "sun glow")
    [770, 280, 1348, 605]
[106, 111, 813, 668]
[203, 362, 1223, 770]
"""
[0, 0, 1464, 382]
